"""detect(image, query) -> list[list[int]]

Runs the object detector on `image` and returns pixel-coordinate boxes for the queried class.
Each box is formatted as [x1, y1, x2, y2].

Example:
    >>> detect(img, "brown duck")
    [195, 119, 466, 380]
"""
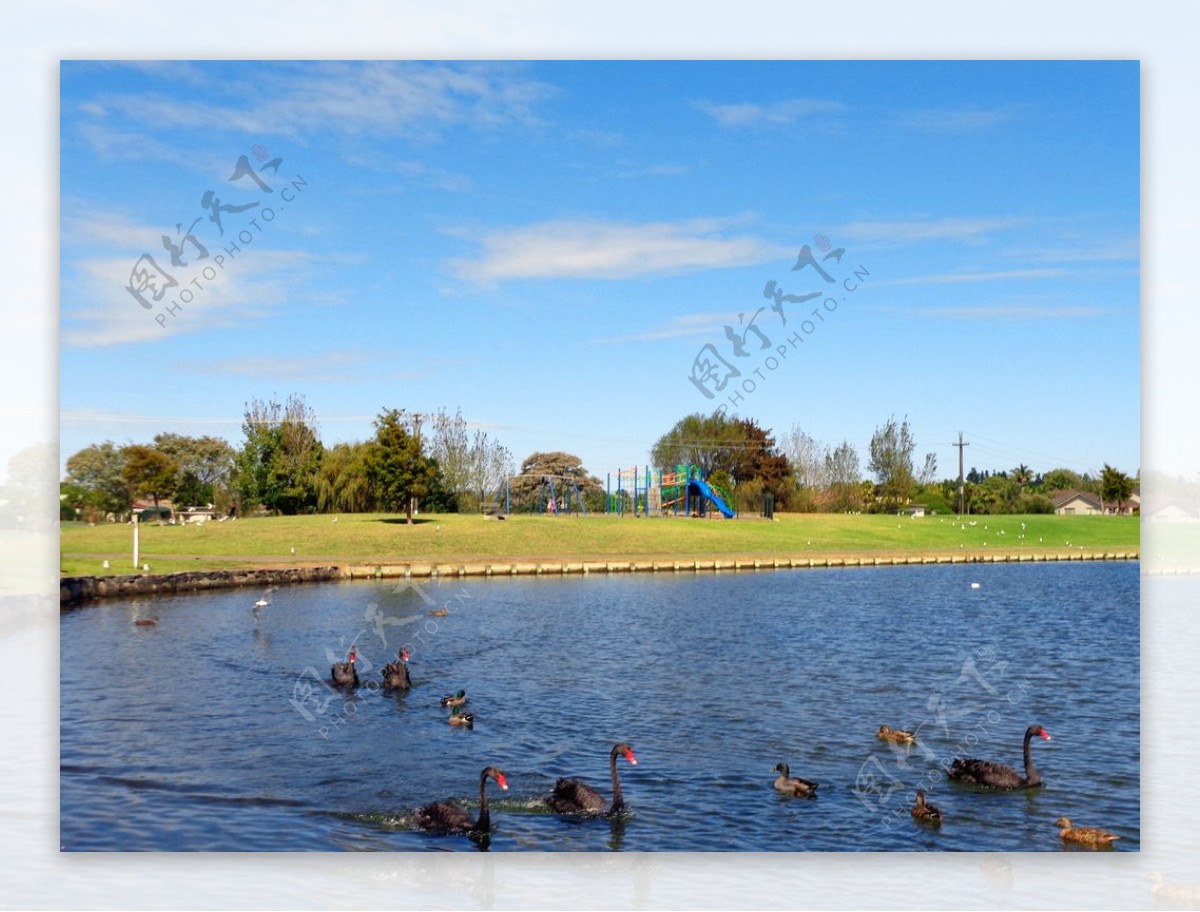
[772, 762, 819, 798]
[877, 724, 916, 745]
[910, 789, 943, 824]
[1055, 817, 1119, 847]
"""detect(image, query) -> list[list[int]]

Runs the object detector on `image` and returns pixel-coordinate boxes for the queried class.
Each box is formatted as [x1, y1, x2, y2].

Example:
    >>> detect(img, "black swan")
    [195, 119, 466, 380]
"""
[381, 647, 411, 691]
[1055, 816, 1119, 847]
[330, 647, 359, 688]
[911, 789, 943, 824]
[948, 724, 1051, 789]
[549, 742, 638, 815]
[773, 762, 819, 797]
[417, 766, 508, 834]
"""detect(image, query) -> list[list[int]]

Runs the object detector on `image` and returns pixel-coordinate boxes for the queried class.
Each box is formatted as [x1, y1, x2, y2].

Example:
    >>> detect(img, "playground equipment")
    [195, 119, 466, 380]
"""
[605, 465, 735, 518]
[486, 474, 590, 516]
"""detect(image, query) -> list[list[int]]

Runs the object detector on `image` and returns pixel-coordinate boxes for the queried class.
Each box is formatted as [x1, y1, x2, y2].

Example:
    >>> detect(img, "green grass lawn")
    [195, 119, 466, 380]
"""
[60, 511, 1141, 578]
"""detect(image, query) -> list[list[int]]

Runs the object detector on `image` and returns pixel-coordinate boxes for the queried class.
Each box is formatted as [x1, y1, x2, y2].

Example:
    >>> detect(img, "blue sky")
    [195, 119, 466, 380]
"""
[60, 60, 1140, 483]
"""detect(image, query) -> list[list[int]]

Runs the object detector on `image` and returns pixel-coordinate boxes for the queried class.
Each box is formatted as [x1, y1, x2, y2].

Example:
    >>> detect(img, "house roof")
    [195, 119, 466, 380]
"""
[1051, 489, 1102, 510]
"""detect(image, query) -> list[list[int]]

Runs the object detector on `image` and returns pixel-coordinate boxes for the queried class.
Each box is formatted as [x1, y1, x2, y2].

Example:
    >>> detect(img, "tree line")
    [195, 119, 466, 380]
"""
[61, 397, 516, 523]
[61, 398, 1138, 522]
[651, 412, 1138, 516]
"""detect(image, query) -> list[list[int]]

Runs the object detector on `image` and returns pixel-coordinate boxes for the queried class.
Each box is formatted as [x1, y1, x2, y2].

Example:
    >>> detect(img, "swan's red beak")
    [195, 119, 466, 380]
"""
[624, 749, 638, 766]
[401, 649, 410, 660]
[496, 773, 509, 790]
[1040, 729, 1052, 741]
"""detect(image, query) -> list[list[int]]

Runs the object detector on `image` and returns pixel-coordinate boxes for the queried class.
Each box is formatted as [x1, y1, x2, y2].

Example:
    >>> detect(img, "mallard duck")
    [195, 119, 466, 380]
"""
[133, 617, 159, 627]
[428, 607, 448, 617]
[1055, 816, 1119, 847]
[911, 789, 943, 824]
[877, 724, 916, 744]
[448, 711, 474, 728]
[773, 762, 818, 798]
[440, 689, 467, 708]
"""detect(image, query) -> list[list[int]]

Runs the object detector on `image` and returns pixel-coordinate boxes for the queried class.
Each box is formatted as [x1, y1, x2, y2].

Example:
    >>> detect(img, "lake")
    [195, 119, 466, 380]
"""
[60, 561, 1139, 851]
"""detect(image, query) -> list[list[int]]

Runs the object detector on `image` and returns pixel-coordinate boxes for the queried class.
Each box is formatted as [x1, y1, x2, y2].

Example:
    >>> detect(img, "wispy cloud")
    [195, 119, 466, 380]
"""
[594, 312, 731, 344]
[448, 216, 782, 285]
[61, 247, 316, 348]
[912, 304, 1112, 320]
[839, 216, 1027, 246]
[695, 98, 845, 128]
[873, 268, 1070, 288]
[79, 62, 555, 145]
[893, 105, 1019, 134]
[187, 351, 426, 384]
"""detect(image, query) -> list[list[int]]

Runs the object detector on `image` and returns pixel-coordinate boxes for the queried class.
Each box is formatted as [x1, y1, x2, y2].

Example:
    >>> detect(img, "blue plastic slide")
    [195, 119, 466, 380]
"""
[689, 477, 735, 518]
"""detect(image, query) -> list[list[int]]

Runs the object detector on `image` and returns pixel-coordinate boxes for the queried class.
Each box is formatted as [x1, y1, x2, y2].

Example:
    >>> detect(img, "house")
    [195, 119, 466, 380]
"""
[132, 499, 175, 522]
[177, 505, 220, 524]
[904, 505, 927, 518]
[1147, 499, 1199, 523]
[1052, 490, 1102, 516]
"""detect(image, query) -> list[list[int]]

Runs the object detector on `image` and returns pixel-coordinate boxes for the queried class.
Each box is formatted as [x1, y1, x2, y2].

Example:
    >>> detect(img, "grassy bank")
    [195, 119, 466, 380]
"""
[60, 511, 1140, 578]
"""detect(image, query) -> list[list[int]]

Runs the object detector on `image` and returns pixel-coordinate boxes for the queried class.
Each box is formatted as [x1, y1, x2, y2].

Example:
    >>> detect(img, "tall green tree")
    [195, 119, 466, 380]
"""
[651, 412, 743, 479]
[316, 441, 377, 513]
[1100, 463, 1134, 514]
[153, 433, 236, 505]
[509, 451, 602, 511]
[64, 441, 131, 516]
[365, 409, 437, 523]
[825, 440, 862, 512]
[867, 415, 917, 511]
[235, 395, 324, 514]
[121, 445, 179, 523]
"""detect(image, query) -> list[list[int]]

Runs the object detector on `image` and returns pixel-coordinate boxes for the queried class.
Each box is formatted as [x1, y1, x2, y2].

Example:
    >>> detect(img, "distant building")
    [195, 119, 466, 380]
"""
[1052, 490, 1103, 516]
[1146, 499, 1199, 523]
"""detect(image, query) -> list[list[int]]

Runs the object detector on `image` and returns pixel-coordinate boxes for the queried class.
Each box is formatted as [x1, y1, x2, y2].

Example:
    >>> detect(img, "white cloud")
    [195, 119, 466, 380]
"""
[873, 268, 1071, 288]
[448, 216, 782, 284]
[594, 312, 731, 344]
[893, 106, 1019, 133]
[838, 216, 1027, 246]
[695, 98, 844, 128]
[912, 304, 1112, 320]
[85, 62, 555, 143]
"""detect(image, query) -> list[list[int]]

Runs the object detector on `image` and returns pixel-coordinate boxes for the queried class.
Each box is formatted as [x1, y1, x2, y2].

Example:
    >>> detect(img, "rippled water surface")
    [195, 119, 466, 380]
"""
[60, 562, 1139, 851]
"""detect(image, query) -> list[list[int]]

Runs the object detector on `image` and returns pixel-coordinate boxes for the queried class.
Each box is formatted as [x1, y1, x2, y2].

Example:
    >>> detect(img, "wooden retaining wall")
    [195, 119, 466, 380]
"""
[61, 550, 1140, 604]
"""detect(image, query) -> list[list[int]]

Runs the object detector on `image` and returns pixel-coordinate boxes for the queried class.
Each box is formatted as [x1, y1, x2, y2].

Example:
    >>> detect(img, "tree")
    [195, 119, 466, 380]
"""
[365, 409, 437, 523]
[316, 441, 376, 513]
[783, 426, 829, 512]
[1041, 467, 1084, 494]
[429, 409, 514, 512]
[1100, 463, 1134, 514]
[467, 430, 514, 511]
[1011, 464, 1034, 488]
[651, 412, 743, 479]
[235, 394, 324, 514]
[153, 433, 236, 505]
[825, 440, 862, 512]
[64, 441, 131, 516]
[121, 445, 179, 523]
[867, 415, 917, 511]
[509, 451, 602, 511]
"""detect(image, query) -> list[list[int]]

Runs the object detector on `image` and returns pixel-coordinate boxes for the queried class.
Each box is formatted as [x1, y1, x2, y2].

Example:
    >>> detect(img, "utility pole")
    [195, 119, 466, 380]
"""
[952, 432, 970, 515]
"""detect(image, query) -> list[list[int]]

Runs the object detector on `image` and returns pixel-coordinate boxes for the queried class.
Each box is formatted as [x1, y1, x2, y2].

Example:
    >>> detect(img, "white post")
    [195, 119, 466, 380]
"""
[133, 512, 140, 569]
